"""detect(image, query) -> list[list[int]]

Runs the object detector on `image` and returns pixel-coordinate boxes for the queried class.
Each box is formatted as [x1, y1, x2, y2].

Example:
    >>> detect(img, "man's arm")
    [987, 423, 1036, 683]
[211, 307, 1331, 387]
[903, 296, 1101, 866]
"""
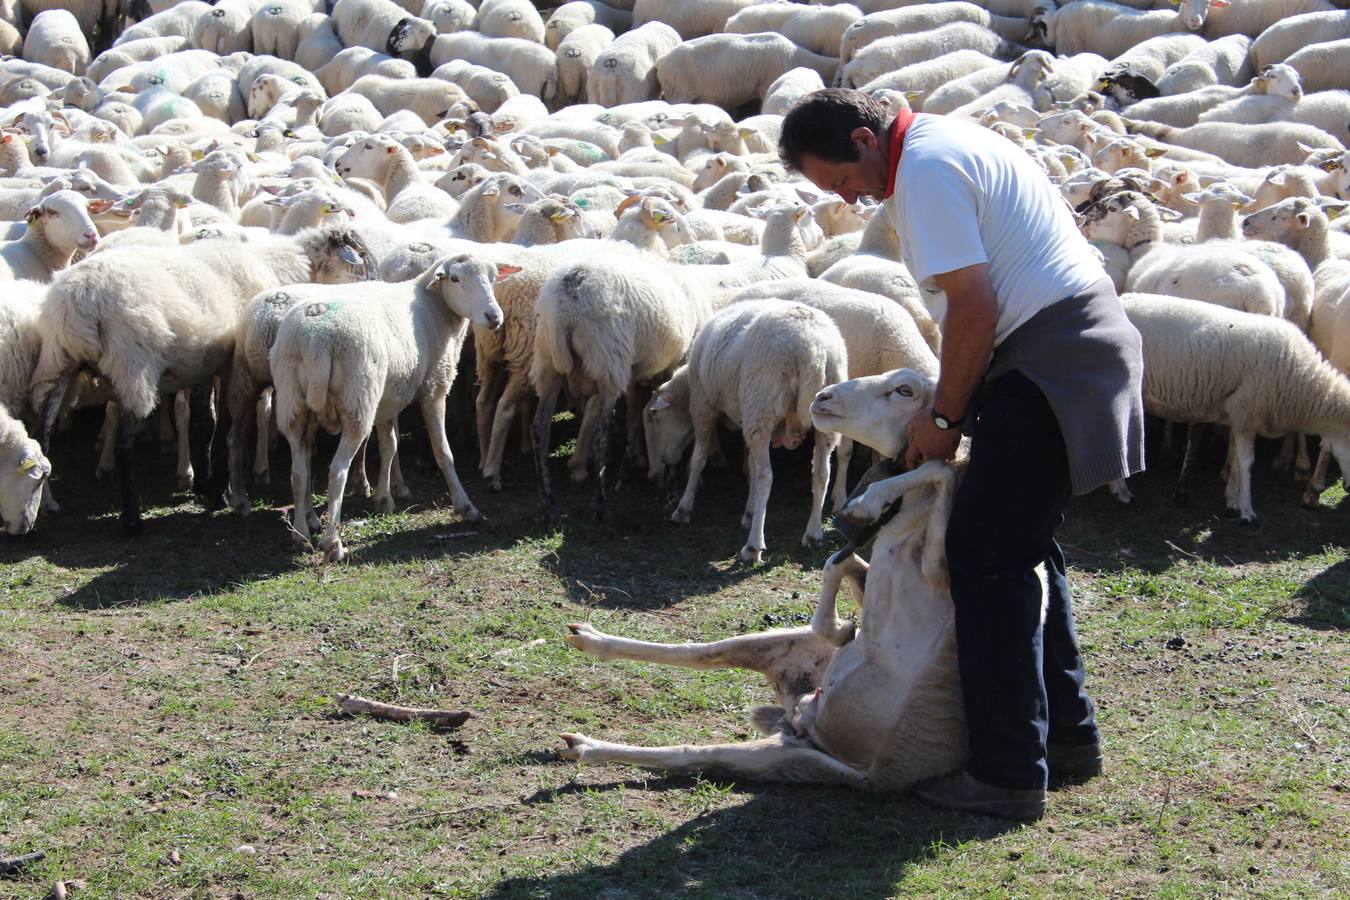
[904, 263, 998, 468]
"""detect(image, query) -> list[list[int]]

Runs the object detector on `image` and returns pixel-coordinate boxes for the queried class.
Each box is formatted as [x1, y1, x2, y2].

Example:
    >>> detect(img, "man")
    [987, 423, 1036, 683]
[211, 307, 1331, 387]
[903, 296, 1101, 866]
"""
[780, 90, 1145, 821]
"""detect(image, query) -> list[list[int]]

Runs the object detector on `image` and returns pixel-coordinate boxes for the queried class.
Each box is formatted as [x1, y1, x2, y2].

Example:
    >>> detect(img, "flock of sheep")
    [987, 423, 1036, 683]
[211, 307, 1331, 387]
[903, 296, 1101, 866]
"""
[0, 0, 1347, 565]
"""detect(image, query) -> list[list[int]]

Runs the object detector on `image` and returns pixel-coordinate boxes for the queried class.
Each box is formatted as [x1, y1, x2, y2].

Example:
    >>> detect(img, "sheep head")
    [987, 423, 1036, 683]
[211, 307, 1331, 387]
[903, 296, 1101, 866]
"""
[424, 254, 507, 330]
[644, 370, 694, 486]
[810, 369, 935, 461]
[0, 438, 48, 536]
[27, 190, 100, 253]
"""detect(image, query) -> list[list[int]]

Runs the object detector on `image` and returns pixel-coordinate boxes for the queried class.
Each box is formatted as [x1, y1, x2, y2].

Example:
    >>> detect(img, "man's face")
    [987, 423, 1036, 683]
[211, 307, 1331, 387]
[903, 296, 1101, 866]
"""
[797, 126, 890, 205]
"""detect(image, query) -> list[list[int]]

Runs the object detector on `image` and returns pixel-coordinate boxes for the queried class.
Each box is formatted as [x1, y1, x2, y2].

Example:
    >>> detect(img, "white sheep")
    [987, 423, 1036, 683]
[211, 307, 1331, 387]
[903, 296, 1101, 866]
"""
[646, 299, 847, 563]
[315, 46, 414, 95]
[432, 58, 519, 113]
[842, 2, 1033, 65]
[295, 13, 345, 72]
[86, 35, 189, 83]
[250, 0, 323, 60]
[1243, 195, 1348, 273]
[422, 0, 476, 35]
[918, 58, 1016, 115]
[725, 2, 861, 57]
[1250, 10, 1350, 69]
[841, 22, 1024, 90]
[945, 48, 1057, 120]
[0, 280, 50, 535]
[544, 1, 631, 50]
[29, 226, 374, 532]
[269, 254, 508, 561]
[1197, 86, 1350, 146]
[1155, 33, 1252, 95]
[22, 9, 91, 77]
[331, 0, 436, 58]
[762, 67, 828, 118]
[1121, 292, 1350, 522]
[586, 20, 681, 107]
[346, 74, 468, 125]
[656, 33, 838, 109]
[1303, 261, 1350, 504]
[1124, 119, 1343, 168]
[1034, 0, 1211, 59]
[428, 31, 557, 97]
[546, 23, 614, 109]
[474, 0, 544, 43]
[115, 1, 213, 47]
[334, 132, 456, 223]
[1122, 63, 1303, 127]
[0, 190, 102, 282]
[1202, 0, 1337, 39]
[1282, 38, 1350, 93]
[631, 0, 759, 41]
[193, 0, 260, 55]
[858, 50, 1000, 102]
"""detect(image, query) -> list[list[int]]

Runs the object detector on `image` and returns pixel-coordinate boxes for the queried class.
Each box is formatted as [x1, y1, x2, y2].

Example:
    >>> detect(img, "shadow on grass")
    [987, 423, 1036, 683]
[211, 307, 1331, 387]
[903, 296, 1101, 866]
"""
[492, 776, 1018, 899]
[1290, 558, 1350, 630]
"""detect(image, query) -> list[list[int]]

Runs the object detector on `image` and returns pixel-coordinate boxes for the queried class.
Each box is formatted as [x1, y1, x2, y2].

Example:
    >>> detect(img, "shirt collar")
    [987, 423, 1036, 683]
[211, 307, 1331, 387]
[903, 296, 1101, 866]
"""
[881, 109, 916, 201]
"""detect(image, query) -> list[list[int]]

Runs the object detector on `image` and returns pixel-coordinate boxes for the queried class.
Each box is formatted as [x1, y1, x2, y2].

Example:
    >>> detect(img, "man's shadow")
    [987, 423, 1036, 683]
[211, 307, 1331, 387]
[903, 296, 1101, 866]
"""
[487, 774, 1020, 899]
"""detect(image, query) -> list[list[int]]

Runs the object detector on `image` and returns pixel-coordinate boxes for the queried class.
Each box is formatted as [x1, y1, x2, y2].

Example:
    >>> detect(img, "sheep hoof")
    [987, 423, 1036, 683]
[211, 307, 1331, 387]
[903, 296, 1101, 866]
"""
[459, 504, 483, 523]
[1238, 515, 1260, 532]
[348, 479, 373, 498]
[739, 544, 764, 565]
[568, 466, 589, 484]
[564, 622, 601, 653]
[670, 507, 691, 525]
[178, 473, 194, 491]
[291, 530, 312, 550]
[230, 497, 251, 518]
[121, 513, 143, 536]
[393, 484, 412, 501]
[487, 475, 503, 492]
[1294, 465, 1312, 483]
[558, 732, 593, 762]
[801, 532, 823, 549]
[324, 542, 348, 564]
[374, 494, 396, 515]
[253, 469, 270, 486]
[1170, 489, 1191, 506]
[1301, 491, 1322, 509]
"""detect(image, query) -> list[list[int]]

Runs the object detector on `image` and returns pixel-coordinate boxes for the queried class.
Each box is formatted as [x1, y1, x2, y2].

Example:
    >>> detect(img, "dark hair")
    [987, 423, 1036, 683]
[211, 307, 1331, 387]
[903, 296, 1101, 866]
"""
[778, 89, 890, 172]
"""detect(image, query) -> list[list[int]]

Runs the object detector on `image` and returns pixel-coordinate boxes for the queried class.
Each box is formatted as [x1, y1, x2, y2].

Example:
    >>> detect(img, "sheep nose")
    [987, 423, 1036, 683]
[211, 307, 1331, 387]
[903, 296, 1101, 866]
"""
[485, 310, 502, 329]
[815, 390, 832, 403]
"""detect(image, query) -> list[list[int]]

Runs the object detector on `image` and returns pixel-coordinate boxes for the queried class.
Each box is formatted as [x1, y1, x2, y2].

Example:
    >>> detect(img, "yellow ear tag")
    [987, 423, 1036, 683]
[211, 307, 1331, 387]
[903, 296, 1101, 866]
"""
[18, 458, 36, 474]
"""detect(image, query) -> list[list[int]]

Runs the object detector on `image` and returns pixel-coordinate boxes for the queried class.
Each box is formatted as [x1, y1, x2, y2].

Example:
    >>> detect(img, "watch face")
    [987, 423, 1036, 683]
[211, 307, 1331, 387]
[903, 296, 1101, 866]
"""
[933, 414, 950, 430]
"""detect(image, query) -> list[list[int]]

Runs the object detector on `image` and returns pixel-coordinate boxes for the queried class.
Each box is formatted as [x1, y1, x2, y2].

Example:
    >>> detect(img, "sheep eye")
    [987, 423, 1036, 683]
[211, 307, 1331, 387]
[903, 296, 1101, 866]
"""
[510, 186, 521, 195]
[364, 143, 372, 149]
[449, 275, 459, 283]
[897, 386, 913, 397]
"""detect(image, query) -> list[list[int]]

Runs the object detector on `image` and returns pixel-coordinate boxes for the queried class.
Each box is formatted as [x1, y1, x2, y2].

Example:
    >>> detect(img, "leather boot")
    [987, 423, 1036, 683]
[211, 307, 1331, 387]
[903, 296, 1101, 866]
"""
[912, 771, 1046, 821]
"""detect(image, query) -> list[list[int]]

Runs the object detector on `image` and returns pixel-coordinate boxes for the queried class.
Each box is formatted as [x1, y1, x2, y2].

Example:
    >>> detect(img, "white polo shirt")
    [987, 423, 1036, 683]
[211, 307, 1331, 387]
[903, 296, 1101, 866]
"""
[884, 114, 1107, 346]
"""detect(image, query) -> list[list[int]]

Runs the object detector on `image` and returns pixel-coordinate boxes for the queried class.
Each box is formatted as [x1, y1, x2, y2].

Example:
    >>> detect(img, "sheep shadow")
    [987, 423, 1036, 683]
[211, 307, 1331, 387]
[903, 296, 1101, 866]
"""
[1289, 558, 1350, 631]
[489, 774, 1019, 899]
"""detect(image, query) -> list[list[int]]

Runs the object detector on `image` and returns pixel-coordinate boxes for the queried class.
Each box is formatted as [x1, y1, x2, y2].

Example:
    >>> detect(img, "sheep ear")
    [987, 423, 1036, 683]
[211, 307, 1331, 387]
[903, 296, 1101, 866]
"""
[337, 244, 363, 265]
[1317, 157, 1341, 173]
[1294, 212, 1311, 227]
[1295, 141, 1318, 156]
[87, 199, 112, 215]
[1122, 206, 1141, 220]
[505, 202, 528, 214]
[24, 206, 40, 225]
[1156, 206, 1182, 222]
[650, 393, 671, 411]
[795, 186, 821, 204]
[264, 195, 289, 207]
[494, 264, 521, 281]
[1181, 191, 1203, 204]
[747, 205, 768, 219]
[480, 182, 501, 197]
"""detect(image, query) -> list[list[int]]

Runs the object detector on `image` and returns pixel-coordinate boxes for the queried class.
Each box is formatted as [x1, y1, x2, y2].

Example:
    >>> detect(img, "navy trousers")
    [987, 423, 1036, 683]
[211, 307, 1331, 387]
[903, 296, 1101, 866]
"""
[945, 370, 1099, 791]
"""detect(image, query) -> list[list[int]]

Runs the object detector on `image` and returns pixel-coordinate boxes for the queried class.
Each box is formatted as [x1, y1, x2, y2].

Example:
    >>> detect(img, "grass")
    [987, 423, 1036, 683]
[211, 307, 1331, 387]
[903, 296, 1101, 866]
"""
[0, 412, 1346, 899]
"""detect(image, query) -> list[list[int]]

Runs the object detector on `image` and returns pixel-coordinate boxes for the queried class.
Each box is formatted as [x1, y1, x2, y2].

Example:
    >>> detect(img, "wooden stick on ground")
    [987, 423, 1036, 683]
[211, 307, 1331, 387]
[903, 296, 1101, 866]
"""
[0, 850, 45, 875]
[335, 693, 470, 729]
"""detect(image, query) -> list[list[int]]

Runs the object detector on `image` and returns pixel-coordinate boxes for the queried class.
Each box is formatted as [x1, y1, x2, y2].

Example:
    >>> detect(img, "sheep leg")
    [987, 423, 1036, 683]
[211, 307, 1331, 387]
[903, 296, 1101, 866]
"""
[347, 438, 373, 498]
[482, 372, 530, 492]
[474, 362, 506, 465]
[226, 378, 259, 514]
[569, 395, 603, 483]
[531, 370, 563, 518]
[203, 376, 232, 509]
[1224, 430, 1258, 525]
[557, 733, 867, 788]
[741, 433, 773, 564]
[802, 430, 835, 548]
[156, 401, 174, 450]
[283, 419, 315, 548]
[253, 389, 272, 485]
[96, 403, 119, 479]
[622, 383, 649, 473]
[1172, 422, 1207, 504]
[178, 390, 196, 491]
[318, 429, 365, 564]
[518, 397, 533, 455]
[420, 393, 482, 523]
[811, 551, 868, 647]
[588, 393, 618, 523]
[390, 452, 411, 500]
[373, 419, 399, 514]
[829, 437, 854, 514]
[188, 385, 216, 499]
[114, 409, 143, 535]
[671, 419, 715, 526]
[1300, 443, 1339, 508]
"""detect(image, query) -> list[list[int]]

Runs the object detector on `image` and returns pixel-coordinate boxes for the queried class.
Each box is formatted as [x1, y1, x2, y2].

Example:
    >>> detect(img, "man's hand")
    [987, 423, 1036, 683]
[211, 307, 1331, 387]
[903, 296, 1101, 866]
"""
[904, 408, 961, 470]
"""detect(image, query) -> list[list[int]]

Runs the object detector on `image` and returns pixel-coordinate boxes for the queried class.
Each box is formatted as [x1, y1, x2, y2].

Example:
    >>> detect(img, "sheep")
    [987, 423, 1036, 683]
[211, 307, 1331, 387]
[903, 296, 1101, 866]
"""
[269, 254, 508, 561]
[1202, 0, 1337, 40]
[474, 0, 544, 43]
[546, 23, 613, 109]
[1246, 157, 1350, 212]
[657, 33, 838, 109]
[919, 59, 1016, 115]
[116, 1, 213, 47]
[1034, 0, 1210, 60]
[331, 0, 437, 58]
[86, 36, 188, 83]
[193, 0, 259, 55]
[315, 47, 415, 95]
[1030, 51, 1110, 111]
[544, 1, 631, 50]
[1243, 195, 1348, 273]
[295, 13, 345, 72]
[586, 21, 681, 107]
[841, 22, 1025, 91]
[1155, 33, 1251, 95]
[0, 17, 18, 57]
[841, 2, 1032, 65]
[1121, 63, 1303, 127]
[22, 9, 91, 77]
[609, 195, 694, 256]
[631, 0, 759, 41]
[858, 50, 1000, 102]
[432, 58, 519, 113]
[558, 377, 968, 791]
[1121, 293, 1350, 522]
[1123, 119, 1344, 169]
[1250, 10, 1350, 70]
[1303, 261, 1350, 504]
[725, 2, 861, 57]
[428, 31, 557, 97]
[728, 278, 940, 510]
[29, 226, 376, 533]
[0, 190, 102, 282]
[945, 48, 1057, 119]
[761, 67, 828, 118]
[333, 132, 456, 223]
[1197, 87, 1350, 146]
[249, 0, 322, 60]
[643, 300, 846, 563]
[1282, 38, 1350, 94]
[0, 282, 50, 535]
[346, 74, 467, 126]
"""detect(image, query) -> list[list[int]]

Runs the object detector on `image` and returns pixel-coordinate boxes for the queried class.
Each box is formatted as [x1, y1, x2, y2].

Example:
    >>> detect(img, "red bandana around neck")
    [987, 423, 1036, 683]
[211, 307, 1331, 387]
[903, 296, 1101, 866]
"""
[881, 109, 917, 201]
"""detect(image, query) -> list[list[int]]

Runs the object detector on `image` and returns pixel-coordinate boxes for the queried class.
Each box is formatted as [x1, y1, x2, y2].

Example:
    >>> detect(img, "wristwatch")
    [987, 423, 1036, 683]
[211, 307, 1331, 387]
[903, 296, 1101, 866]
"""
[931, 408, 959, 431]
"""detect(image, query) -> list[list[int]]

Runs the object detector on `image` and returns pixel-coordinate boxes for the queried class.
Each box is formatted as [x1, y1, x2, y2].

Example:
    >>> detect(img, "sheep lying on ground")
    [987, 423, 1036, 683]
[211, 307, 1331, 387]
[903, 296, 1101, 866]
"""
[560, 369, 970, 793]
[269, 254, 511, 562]
[646, 299, 847, 563]
[1120, 293, 1350, 523]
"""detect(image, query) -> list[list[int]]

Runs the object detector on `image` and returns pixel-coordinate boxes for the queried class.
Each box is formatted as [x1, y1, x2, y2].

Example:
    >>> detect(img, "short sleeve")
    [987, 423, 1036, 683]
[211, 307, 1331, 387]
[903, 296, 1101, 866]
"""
[898, 161, 989, 285]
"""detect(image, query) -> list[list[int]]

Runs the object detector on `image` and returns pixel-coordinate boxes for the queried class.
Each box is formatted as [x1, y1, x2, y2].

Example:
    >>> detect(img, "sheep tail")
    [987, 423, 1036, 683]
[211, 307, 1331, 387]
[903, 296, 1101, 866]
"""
[302, 341, 334, 424]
